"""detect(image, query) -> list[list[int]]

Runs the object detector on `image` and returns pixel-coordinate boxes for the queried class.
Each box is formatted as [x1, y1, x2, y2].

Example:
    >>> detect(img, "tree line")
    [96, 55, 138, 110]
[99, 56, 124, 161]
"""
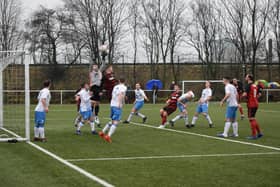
[0, 0, 279, 81]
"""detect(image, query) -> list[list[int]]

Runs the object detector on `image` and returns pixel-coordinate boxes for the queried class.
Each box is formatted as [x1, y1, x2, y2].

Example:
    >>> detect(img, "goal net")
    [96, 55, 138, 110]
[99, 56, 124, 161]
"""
[181, 80, 224, 101]
[0, 51, 30, 142]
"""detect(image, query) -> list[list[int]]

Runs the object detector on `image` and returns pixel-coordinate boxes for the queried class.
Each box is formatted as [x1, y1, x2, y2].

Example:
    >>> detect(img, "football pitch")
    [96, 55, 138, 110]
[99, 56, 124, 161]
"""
[0, 103, 280, 187]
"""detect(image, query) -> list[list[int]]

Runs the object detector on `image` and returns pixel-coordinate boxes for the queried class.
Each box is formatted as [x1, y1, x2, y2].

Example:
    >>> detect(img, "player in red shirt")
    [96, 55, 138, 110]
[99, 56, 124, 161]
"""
[103, 65, 117, 101]
[158, 85, 181, 128]
[232, 78, 245, 119]
[242, 74, 263, 140]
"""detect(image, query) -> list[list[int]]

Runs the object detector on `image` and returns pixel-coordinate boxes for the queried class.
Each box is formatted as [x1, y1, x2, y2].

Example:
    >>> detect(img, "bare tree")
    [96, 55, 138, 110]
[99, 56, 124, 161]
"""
[268, 0, 280, 68]
[221, 0, 250, 77]
[167, 0, 186, 82]
[221, 0, 270, 75]
[0, 0, 22, 51]
[186, 0, 225, 79]
[139, 0, 186, 81]
[27, 7, 66, 65]
[128, 0, 140, 84]
[246, 0, 270, 75]
[64, 0, 127, 65]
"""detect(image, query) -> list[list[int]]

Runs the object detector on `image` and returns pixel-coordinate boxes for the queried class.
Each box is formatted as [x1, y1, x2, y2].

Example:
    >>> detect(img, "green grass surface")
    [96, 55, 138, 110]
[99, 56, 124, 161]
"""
[0, 103, 280, 187]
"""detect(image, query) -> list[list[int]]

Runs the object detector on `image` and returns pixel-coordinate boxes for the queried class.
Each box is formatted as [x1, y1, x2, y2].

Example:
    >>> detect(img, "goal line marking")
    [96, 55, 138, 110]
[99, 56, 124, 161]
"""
[124, 120, 280, 151]
[66, 152, 280, 162]
[1, 128, 114, 187]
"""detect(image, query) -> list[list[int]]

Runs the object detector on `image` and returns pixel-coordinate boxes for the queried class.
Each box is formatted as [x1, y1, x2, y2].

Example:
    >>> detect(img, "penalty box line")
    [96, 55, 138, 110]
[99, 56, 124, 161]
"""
[67, 152, 280, 162]
[130, 121, 280, 151]
[1, 128, 114, 187]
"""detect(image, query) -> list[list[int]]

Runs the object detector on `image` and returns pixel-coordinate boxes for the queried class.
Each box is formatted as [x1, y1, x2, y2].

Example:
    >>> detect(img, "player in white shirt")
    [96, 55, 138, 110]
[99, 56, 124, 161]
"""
[99, 78, 127, 143]
[34, 80, 51, 142]
[75, 83, 97, 135]
[169, 91, 195, 127]
[190, 81, 214, 128]
[218, 77, 239, 138]
[123, 83, 149, 124]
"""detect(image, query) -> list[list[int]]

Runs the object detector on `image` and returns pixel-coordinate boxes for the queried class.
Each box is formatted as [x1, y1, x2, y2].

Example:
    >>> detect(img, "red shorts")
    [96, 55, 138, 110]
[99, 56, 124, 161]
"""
[248, 107, 258, 118]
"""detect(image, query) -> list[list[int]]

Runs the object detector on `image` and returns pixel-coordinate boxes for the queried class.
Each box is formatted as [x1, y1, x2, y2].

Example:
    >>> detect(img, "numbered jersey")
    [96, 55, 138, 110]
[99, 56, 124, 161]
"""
[245, 83, 259, 108]
[35, 88, 51, 112]
[135, 89, 146, 102]
[110, 84, 127, 108]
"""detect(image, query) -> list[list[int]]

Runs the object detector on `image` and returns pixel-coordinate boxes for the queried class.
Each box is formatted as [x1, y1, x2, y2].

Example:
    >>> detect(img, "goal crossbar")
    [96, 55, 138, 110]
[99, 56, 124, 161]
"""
[181, 80, 223, 94]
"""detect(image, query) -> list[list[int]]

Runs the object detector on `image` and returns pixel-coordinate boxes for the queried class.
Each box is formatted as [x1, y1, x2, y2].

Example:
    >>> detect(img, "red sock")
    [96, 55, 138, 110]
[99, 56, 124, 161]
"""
[255, 121, 261, 134]
[250, 119, 257, 137]
[239, 107, 244, 115]
[161, 115, 167, 125]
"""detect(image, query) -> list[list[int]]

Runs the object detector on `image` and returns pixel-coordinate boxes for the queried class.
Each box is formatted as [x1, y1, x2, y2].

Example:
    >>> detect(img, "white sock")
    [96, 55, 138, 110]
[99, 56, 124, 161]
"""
[77, 122, 83, 131]
[34, 127, 39, 138]
[127, 113, 134, 121]
[90, 122, 95, 132]
[108, 124, 117, 137]
[205, 115, 213, 124]
[136, 112, 145, 118]
[232, 121, 238, 136]
[223, 122, 231, 137]
[184, 115, 189, 125]
[172, 115, 182, 122]
[191, 116, 198, 125]
[38, 127, 45, 138]
[103, 123, 111, 133]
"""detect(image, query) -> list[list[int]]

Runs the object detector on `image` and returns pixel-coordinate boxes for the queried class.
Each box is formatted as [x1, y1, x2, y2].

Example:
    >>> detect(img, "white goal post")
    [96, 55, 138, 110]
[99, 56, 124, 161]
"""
[0, 51, 30, 142]
[181, 80, 223, 94]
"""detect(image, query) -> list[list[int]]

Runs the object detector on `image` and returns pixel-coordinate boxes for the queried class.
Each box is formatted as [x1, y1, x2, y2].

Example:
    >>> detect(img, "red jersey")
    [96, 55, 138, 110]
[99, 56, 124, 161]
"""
[103, 72, 117, 91]
[168, 91, 181, 107]
[245, 83, 259, 108]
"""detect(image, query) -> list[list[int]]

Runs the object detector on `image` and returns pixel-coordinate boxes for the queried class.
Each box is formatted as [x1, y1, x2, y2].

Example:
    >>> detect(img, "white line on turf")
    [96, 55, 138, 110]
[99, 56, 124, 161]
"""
[2, 128, 114, 187]
[27, 142, 114, 187]
[66, 152, 280, 162]
[123, 120, 280, 151]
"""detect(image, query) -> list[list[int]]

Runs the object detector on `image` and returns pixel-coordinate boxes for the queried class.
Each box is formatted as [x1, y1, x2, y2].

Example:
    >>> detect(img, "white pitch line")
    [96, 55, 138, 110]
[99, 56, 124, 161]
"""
[1, 128, 114, 187]
[127, 121, 280, 151]
[67, 152, 280, 162]
[27, 142, 114, 187]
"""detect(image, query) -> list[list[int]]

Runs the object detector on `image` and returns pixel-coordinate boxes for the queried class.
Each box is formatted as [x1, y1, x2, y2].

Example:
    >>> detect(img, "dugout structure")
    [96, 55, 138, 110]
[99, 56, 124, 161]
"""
[0, 51, 30, 142]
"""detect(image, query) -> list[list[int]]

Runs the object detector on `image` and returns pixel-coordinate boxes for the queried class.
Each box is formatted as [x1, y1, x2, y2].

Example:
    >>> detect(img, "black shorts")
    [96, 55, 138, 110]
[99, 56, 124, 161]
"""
[90, 85, 101, 101]
[248, 107, 258, 118]
[163, 105, 177, 116]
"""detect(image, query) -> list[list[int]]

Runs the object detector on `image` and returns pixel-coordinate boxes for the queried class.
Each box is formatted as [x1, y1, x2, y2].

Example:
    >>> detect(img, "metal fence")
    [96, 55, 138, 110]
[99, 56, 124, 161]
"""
[23, 89, 280, 104]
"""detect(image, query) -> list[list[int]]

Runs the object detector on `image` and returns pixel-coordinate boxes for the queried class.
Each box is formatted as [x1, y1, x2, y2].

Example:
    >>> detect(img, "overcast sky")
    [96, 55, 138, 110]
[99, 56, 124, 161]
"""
[21, 0, 64, 18]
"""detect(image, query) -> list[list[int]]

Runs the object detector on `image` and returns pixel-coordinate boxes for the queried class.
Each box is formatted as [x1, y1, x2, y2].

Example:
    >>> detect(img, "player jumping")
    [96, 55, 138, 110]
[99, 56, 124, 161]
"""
[89, 63, 105, 126]
[242, 74, 263, 140]
[75, 83, 97, 135]
[123, 83, 149, 124]
[103, 65, 117, 101]
[218, 77, 239, 138]
[232, 78, 245, 120]
[169, 90, 195, 127]
[190, 81, 213, 128]
[99, 78, 127, 143]
[34, 80, 51, 142]
[158, 85, 181, 129]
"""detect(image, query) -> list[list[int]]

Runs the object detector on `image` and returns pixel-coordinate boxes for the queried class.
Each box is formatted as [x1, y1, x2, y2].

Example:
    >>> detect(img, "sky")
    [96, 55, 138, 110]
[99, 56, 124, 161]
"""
[21, 0, 64, 18]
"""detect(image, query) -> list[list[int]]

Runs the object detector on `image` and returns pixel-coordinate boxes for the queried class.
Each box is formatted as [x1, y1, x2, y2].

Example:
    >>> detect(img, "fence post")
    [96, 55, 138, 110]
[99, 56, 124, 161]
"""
[60, 90, 63, 105]
[266, 89, 269, 104]
[153, 90, 155, 104]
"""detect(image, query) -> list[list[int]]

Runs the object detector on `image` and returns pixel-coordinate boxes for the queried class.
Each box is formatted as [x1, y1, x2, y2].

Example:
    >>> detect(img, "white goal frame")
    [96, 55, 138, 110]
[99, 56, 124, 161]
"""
[181, 80, 223, 94]
[0, 51, 30, 142]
